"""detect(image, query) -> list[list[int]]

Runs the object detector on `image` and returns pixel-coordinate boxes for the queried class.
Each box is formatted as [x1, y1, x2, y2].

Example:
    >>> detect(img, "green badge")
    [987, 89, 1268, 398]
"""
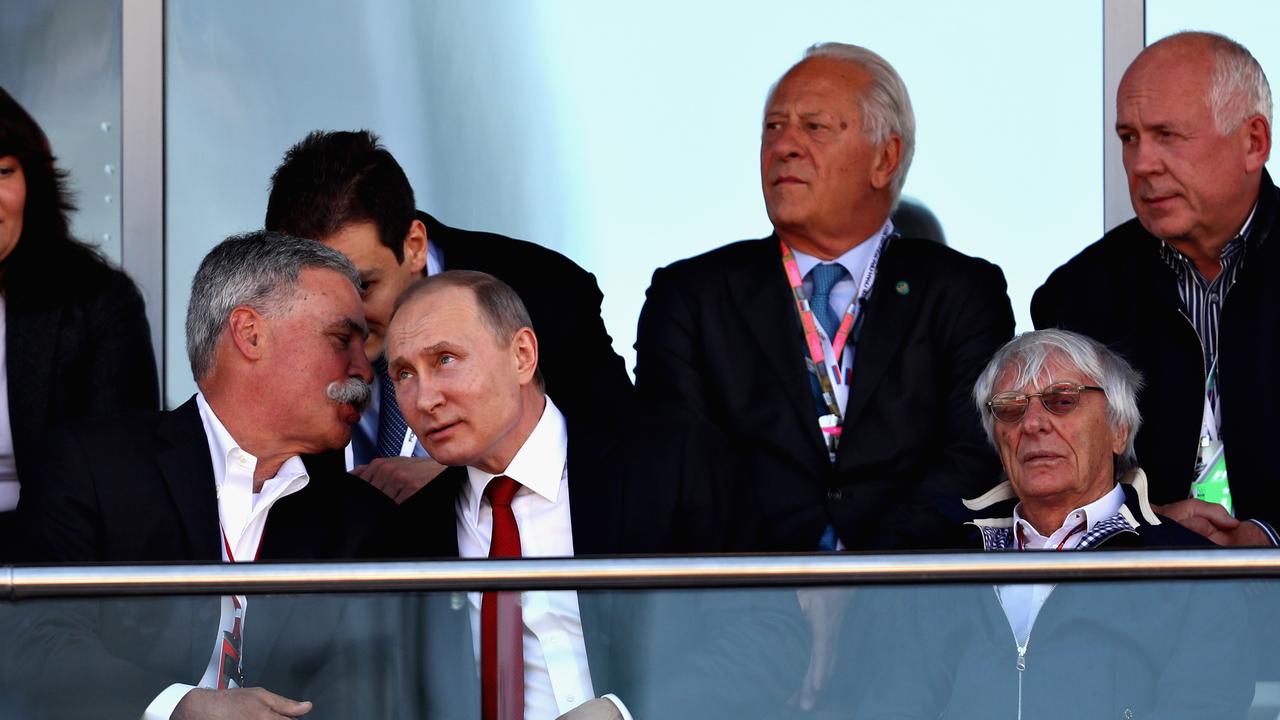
[895, 280, 909, 295]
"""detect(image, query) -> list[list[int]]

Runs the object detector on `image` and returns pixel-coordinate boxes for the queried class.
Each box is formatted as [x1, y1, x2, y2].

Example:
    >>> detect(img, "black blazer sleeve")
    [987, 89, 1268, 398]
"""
[633, 263, 714, 423]
[881, 257, 1013, 548]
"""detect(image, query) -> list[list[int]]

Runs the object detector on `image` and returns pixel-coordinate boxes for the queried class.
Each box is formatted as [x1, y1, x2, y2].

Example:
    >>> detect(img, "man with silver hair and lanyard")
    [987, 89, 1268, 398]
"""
[635, 41, 1013, 711]
[1034, 31, 1278, 546]
[853, 328, 1253, 720]
[637, 41, 1013, 553]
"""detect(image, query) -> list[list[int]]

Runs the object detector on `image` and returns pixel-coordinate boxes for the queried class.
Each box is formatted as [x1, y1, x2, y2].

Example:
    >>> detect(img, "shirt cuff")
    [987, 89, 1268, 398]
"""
[602, 693, 634, 720]
[1247, 518, 1280, 546]
[142, 683, 196, 720]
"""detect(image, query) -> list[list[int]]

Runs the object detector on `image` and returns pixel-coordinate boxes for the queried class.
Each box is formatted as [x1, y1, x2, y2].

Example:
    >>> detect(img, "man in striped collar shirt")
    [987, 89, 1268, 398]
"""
[1033, 31, 1279, 546]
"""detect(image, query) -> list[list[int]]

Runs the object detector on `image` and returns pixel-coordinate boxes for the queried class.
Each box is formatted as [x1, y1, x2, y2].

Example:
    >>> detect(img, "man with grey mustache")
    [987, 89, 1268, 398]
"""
[12, 231, 401, 719]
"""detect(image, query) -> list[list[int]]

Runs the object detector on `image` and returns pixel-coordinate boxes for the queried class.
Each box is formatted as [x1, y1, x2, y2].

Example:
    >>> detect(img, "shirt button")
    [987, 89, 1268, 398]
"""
[566, 695, 576, 704]
[1209, 292, 1220, 303]
[827, 488, 843, 502]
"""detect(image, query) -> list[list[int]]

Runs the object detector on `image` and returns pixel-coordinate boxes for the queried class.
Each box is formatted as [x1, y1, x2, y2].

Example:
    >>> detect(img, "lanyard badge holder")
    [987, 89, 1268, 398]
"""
[780, 230, 889, 462]
[1190, 360, 1233, 515]
[218, 526, 261, 689]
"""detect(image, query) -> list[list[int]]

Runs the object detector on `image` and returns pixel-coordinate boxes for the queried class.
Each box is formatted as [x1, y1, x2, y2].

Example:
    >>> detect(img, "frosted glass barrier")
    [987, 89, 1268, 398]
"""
[1147, 1, 1280, 177]
[2, 581, 1277, 718]
[165, 0, 1102, 406]
[0, 0, 123, 263]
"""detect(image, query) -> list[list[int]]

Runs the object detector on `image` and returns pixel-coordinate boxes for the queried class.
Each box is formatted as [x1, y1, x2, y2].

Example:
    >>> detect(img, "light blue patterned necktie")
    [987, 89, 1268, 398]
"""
[808, 263, 848, 339]
[808, 263, 849, 551]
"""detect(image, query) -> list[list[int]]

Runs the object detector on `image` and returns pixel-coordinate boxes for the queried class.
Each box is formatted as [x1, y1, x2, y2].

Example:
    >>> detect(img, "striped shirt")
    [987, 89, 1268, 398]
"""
[1158, 204, 1259, 372]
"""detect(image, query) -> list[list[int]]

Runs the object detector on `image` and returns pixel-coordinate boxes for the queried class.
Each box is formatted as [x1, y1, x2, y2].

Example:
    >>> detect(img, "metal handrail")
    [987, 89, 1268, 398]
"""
[5, 549, 1280, 599]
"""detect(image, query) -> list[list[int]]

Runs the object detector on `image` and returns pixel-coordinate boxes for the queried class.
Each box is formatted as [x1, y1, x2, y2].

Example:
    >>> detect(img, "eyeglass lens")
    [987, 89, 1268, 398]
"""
[989, 383, 1086, 423]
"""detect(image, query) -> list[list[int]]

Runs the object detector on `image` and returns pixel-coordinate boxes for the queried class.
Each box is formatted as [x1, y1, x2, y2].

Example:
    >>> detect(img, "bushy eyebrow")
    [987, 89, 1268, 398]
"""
[327, 317, 368, 341]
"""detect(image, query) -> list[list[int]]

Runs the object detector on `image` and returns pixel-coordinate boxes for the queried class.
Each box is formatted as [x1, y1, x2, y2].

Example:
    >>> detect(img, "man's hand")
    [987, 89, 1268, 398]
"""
[1154, 499, 1272, 546]
[353, 456, 446, 504]
[557, 697, 624, 720]
[790, 587, 853, 711]
[172, 687, 311, 719]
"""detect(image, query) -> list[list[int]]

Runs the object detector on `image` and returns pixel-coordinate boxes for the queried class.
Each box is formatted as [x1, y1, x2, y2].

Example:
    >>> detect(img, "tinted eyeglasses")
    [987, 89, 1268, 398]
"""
[986, 382, 1105, 423]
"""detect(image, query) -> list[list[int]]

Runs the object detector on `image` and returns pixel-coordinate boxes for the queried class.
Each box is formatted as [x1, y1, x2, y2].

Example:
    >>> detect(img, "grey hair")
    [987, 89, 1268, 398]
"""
[391, 269, 544, 389]
[1152, 31, 1272, 133]
[186, 230, 361, 381]
[973, 329, 1145, 475]
[766, 42, 917, 206]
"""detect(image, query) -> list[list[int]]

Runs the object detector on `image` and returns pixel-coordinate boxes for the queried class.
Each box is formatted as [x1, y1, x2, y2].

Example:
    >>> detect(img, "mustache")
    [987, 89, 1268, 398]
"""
[326, 377, 372, 413]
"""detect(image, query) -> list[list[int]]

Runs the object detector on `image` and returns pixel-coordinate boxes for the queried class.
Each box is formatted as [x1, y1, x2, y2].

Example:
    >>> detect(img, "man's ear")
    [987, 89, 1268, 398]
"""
[511, 327, 540, 385]
[227, 306, 267, 361]
[1112, 422, 1130, 458]
[1243, 115, 1272, 173]
[869, 135, 903, 191]
[403, 219, 429, 275]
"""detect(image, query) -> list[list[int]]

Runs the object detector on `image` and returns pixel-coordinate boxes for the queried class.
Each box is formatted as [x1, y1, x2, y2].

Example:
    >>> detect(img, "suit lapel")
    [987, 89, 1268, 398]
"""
[155, 398, 222, 560]
[837, 240, 921, 466]
[728, 238, 829, 459]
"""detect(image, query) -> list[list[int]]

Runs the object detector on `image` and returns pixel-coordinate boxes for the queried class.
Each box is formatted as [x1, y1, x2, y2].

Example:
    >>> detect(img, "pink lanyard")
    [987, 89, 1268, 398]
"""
[220, 524, 262, 613]
[779, 232, 888, 423]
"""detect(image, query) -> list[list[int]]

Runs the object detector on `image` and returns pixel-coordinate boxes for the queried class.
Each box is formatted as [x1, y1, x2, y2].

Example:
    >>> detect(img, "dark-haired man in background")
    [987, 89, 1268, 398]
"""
[265, 130, 632, 506]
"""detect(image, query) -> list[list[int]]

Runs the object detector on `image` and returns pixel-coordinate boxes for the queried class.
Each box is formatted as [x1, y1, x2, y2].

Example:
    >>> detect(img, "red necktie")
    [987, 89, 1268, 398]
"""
[482, 476, 524, 720]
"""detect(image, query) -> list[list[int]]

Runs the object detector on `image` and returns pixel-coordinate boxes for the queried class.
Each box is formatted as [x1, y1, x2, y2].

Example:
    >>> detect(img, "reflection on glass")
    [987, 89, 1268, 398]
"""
[0, 581, 1275, 719]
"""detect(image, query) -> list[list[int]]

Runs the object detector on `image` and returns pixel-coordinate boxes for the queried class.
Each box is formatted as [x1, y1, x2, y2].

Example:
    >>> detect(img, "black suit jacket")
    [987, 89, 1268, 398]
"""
[422, 211, 634, 421]
[0, 241, 159, 558]
[400, 409, 807, 720]
[1032, 170, 1280, 528]
[635, 234, 1014, 551]
[8, 397, 400, 718]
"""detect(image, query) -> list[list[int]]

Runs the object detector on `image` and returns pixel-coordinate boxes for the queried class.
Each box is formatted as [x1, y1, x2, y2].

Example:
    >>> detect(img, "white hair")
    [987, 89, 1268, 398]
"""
[766, 42, 916, 206]
[1153, 31, 1272, 133]
[973, 329, 1145, 475]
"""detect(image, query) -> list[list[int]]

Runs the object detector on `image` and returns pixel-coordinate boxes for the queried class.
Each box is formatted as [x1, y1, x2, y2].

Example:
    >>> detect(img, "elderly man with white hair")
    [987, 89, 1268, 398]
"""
[852, 329, 1254, 720]
[964, 329, 1205, 549]
[635, 44, 1014, 710]
[636, 41, 1014, 555]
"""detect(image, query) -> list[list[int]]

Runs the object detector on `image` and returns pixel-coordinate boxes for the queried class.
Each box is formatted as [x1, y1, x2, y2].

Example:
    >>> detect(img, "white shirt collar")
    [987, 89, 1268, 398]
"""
[1238, 200, 1259, 243]
[1012, 483, 1125, 550]
[464, 395, 567, 516]
[792, 219, 894, 280]
[195, 392, 309, 551]
[197, 392, 249, 492]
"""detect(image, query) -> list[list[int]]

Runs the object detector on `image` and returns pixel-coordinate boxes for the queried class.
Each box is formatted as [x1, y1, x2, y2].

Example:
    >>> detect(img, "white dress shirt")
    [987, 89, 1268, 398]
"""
[0, 294, 17, 511]
[456, 396, 630, 720]
[790, 219, 893, 416]
[143, 393, 311, 719]
[996, 484, 1126, 645]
